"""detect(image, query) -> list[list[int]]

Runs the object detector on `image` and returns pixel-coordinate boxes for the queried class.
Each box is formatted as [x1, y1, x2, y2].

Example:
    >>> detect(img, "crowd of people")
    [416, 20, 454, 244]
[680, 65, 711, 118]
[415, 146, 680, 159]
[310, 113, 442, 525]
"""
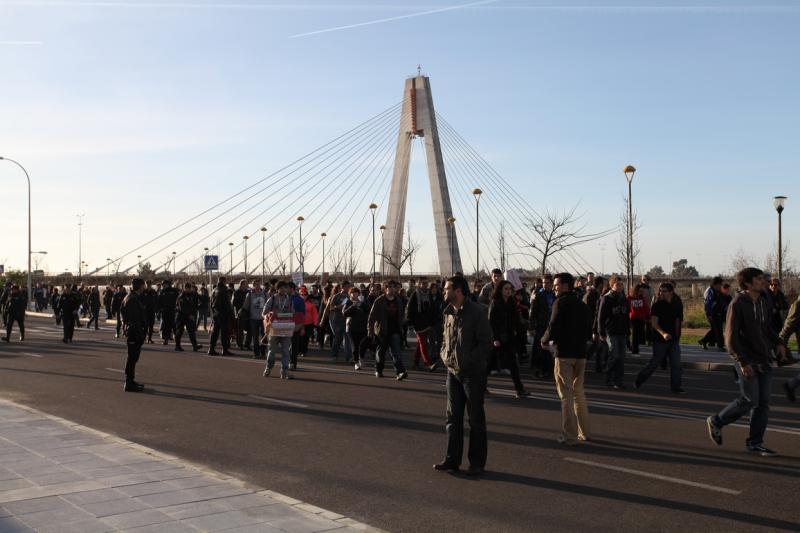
[2, 265, 799, 472]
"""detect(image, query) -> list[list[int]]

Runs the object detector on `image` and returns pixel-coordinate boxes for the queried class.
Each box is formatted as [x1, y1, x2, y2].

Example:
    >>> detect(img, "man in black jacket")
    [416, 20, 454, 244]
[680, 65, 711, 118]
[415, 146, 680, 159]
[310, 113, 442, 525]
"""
[174, 283, 202, 352]
[597, 275, 630, 389]
[142, 280, 158, 344]
[541, 273, 592, 445]
[57, 285, 80, 343]
[157, 280, 179, 345]
[1, 285, 27, 342]
[707, 268, 787, 456]
[121, 278, 147, 392]
[208, 278, 234, 356]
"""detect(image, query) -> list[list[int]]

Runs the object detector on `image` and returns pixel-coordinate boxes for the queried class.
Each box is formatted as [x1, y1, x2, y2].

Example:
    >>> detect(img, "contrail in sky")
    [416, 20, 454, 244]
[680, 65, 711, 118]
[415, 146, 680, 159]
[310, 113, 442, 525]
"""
[289, 0, 499, 39]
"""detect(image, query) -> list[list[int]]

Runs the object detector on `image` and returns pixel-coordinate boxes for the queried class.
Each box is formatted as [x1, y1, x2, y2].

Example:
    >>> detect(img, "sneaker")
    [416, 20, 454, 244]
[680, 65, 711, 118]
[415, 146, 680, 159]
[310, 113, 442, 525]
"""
[783, 382, 796, 403]
[263, 368, 271, 377]
[746, 443, 777, 457]
[706, 416, 722, 446]
[556, 434, 579, 446]
[515, 390, 530, 399]
[396, 371, 408, 381]
[354, 361, 361, 370]
[375, 370, 383, 378]
[428, 362, 440, 372]
[613, 384, 625, 390]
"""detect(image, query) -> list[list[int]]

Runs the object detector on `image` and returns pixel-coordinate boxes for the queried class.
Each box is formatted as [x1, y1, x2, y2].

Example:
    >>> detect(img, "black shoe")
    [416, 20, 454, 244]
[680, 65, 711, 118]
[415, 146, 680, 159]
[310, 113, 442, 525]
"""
[162, 339, 169, 345]
[428, 362, 440, 372]
[465, 465, 484, 476]
[174, 346, 184, 352]
[375, 371, 384, 378]
[699, 340, 708, 350]
[783, 382, 796, 402]
[515, 390, 530, 399]
[433, 461, 459, 472]
[671, 388, 687, 395]
[193, 344, 203, 352]
[221, 350, 234, 356]
[396, 371, 408, 381]
[243, 345, 251, 351]
[207, 348, 219, 356]
[746, 443, 777, 457]
[634, 377, 643, 391]
[147, 338, 154, 344]
[124, 381, 145, 392]
[1, 337, 8, 342]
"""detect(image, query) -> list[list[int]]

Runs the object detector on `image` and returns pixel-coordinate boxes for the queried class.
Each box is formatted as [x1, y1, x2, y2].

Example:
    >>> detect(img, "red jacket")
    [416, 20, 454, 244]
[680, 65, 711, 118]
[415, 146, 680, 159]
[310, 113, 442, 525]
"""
[628, 296, 650, 321]
[304, 299, 319, 326]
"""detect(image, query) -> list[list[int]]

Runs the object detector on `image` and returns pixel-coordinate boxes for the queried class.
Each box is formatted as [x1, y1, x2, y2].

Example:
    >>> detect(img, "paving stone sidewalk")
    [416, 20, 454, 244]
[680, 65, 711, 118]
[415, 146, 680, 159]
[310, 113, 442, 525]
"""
[0, 400, 382, 533]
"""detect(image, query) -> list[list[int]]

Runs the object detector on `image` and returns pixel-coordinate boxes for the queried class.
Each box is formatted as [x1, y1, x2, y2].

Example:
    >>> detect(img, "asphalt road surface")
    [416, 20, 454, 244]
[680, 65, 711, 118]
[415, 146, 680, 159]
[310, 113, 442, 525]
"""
[1, 316, 799, 532]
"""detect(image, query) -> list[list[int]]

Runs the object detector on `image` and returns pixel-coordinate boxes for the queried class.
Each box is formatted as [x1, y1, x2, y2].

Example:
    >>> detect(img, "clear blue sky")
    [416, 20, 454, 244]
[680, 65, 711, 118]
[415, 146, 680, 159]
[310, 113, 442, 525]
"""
[1, 0, 798, 277]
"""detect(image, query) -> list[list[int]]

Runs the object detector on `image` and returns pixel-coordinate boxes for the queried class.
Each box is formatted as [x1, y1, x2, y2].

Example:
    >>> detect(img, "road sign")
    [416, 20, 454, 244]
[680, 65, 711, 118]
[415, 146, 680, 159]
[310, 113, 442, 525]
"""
[204, 255, 219, 272]
[292, 272, 304, 287]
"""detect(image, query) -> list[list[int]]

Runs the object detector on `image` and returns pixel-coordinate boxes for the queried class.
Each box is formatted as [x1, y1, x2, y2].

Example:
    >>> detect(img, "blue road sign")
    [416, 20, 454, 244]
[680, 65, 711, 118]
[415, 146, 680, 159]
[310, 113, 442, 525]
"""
[204, 255, 219, 272]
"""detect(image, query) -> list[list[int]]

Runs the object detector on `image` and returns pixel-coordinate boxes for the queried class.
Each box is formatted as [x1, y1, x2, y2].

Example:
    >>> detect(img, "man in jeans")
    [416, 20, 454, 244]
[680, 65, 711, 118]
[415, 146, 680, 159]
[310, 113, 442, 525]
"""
[541, 273, 592, 445]
[635, 282, 685, 394]
[707, 268, 787, 456]
[434, 276, 492, 476]
[262, 281, 300, 380]
[597, 275, 630, 389]
[367, 280, 408, 381]
[242, 280, 266, 359]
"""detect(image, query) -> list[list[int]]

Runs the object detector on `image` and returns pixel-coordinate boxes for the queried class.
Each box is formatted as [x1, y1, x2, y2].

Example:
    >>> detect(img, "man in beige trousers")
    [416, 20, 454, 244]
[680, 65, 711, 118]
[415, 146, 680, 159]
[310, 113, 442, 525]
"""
[541, 272, 593, 445]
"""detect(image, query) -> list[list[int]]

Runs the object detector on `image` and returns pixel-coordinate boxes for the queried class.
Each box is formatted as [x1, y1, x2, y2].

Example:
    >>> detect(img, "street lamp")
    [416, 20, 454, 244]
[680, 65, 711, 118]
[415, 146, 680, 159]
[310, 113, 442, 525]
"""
[321, 232, 327, 276]
[242, 235, 249, 282]
[0, 156, 33, 309]
[171, 252, 176, 276]
[447, 216, 456, 275]
[260, 227, 267, 281]
[77, 214, 85, 280]
[379, 225, 386, 278]
[473, 188, 482, 281]
[228, 242, 234, 276]
[774, 196, 788, 283]
[297, 216, 305, 275]
[203, 247, 210, 285]
[106, 258, 112, 278]
[624, 165, 636, 289]
[369, 203, 378, 280]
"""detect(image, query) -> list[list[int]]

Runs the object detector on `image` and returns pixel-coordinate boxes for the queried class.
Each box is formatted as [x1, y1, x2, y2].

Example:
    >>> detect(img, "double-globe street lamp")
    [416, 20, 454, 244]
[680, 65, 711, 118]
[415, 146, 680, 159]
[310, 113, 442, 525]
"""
[0, 156, 33, 309]
[624, 165, 636, 289]
[774, 196, 788, 283]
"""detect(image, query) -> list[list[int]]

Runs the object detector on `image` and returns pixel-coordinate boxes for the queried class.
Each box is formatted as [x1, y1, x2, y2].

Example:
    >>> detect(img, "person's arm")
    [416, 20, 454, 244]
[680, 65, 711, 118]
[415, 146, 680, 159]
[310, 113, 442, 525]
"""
[597, 296, 608, 338]
[649, 308, 671, 341]
[540, 298, 559, 346]
[779, 297, 800, 344]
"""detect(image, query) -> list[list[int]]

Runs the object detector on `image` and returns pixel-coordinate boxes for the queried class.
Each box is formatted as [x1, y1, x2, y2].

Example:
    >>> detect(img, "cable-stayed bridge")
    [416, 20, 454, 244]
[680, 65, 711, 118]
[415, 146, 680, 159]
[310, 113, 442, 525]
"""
[93, 74, 606, 281]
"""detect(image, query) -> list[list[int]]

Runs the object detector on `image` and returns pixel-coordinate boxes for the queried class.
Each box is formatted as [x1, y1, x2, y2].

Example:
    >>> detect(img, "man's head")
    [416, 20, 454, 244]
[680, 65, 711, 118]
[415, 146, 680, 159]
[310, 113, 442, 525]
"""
[417, 278, 429, 292]
[542, 274, 553, 291]
[491, 268, 503, 284]
[444, 276, 469, 306]
[287, 282, 296, 294]
[737, 267, 764, 292]
[276, 281, 287, 295]
[385, 280, 398, 298]
[252, 280, 261, 291]
[712, 276, 723, 290]
[770, 278, 782, 292]
[239, 280, 247, 289]
[145, 280, 152, 288]
[593, 276, 604, 290]
[641, 275, 651, 285]
[553, 273, 574, 297]
[349, 287, 361, 300]
[131, 278, 145, 293]
[722, 283, 731, 295]
[609, 275, 625, 294]
[658, 282, 674, 302]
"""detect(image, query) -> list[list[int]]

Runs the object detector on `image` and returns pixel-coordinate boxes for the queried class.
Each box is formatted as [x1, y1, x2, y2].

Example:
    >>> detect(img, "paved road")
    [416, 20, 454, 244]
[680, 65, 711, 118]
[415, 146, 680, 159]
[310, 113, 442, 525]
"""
[1, 316, 799, 532]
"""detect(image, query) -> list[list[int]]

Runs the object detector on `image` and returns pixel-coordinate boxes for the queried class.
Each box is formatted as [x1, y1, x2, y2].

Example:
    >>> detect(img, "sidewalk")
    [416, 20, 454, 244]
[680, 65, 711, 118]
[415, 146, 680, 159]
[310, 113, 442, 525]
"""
[0, 400, 381, 533]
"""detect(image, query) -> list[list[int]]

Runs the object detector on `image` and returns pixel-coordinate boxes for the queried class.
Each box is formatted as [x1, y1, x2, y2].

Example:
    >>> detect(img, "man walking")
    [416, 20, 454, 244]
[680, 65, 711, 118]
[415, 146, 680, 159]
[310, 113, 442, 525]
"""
[1, 285, 26, 342]
[700, 277, 724, 350]
[635, 282, 685, 394]
[262, 281, 298, 379]
[541, 273, 592, 445]
[208, 278, 234, 356]
[478, 268, 503, 306]
[120, 278, 147, 392]
[157, 280, 179, 345]
[367, 280, 408, 380]
[597, 275, 630, 389]
[174, 283, 203, 352]
[242, 280, 267, 359]
[434, 276, 492, 476]
[706, 268, 787, 456]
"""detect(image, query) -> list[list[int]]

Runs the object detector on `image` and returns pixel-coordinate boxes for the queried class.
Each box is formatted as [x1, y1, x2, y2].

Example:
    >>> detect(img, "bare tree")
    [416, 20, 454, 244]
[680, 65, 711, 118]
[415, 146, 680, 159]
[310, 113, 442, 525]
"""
[381, 240, 420, 279]
[329, 242, 348, 278]
[523, 204, 615, 276]
[405, 222, 422, 277]
[615, 196, 641, 278]
[344, 230, 358, 278]
[271, 238, 287, 277]
[498, 222, 507, 273]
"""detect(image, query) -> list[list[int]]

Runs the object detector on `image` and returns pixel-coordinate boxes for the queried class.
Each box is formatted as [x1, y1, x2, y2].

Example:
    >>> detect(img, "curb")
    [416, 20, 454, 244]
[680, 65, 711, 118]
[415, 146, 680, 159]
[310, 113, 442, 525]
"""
[626, 353, 798, 377]
[0, 398, 386, 533]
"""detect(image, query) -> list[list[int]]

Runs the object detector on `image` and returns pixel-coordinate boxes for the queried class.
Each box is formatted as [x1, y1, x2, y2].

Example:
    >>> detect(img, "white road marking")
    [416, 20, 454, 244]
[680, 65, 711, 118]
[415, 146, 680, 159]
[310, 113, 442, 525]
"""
[564, 457, 741, 495]
[248, 394, 309, 409]
[105, 368, 125, 373]
[22, 352, 43, 358]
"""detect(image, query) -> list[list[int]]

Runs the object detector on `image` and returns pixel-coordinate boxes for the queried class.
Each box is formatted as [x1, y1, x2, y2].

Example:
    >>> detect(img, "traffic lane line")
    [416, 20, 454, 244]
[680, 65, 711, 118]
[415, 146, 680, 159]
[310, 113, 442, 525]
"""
[22, 353, 43, 358]
[248, 394, 310, 409]
[563, 457, 741, 495]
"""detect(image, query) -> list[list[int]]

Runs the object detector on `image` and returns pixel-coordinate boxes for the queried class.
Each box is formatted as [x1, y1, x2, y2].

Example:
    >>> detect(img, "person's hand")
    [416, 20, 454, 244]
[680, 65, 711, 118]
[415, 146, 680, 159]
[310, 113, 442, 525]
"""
[592, 333, 598, 342]
[493, 340, 501, 348]
[740, 364, 755, 379]
[777, 345, 788, 359]
[662, 332, 672, 341]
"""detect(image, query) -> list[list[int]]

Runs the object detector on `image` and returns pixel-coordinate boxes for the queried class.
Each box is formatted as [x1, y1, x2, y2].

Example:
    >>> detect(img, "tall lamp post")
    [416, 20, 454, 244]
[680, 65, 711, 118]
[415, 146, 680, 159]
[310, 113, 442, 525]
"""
[77, 214, 85, 280]
[106, 258, 112, 278]
[228, 242, 234, 277]
[260, 227, 267, 281]
[369, 203, 378, 280]
[472, 188, 482, 281]
[171, 251, 176, 276]
[321, 233, 327, 276]
[624, 165, 636, 289]
[774, 196, 787, 283]
[297, 216, 305, 275]
[0, 156, 33, 309]
[379, 225, 386, 278]
[447, 216, 456, 275]
[242, 235, 249, 282]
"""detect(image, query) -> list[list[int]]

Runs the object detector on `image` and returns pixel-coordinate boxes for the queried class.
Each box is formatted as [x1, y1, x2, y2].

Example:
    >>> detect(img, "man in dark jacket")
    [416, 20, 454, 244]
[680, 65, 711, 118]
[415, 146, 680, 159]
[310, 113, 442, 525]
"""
[232, 279, 249, 349]
[112, 284, 127, 338]
[583, 276, 605, 373]
[174, 283, 202, 352]
[367, 280, 408, 380]
[406, 278, 439, 371]
[707, 268, 787, 456]
[529, 274, 556, 377]
[57, 285, 81, 343]
[434, 276, 493, 476]
[700, 276, 724, 350]
[597, 275, 630, 389]
[2, 285, 27, 342]
[208, 278, 234, 356]
[142, 280, 158, 344]
[541, 273, 592, 445]
[121, 278, 147, 392]
[157, 280, 179, 345]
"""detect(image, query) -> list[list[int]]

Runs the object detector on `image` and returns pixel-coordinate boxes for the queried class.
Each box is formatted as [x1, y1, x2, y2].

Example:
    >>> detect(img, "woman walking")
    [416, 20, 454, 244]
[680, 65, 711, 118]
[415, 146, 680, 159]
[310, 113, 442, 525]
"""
[488, 280, 529, 398]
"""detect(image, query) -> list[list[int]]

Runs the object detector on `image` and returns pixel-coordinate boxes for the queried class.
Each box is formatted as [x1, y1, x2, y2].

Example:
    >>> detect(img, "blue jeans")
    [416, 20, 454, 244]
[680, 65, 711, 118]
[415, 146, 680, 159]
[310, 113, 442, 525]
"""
[376, 333, 406, 375]
[713, 365, 772, 446]
[266, 336, 292, 371]
[605, 335, 626, 386]
[636, 340, 682, 390]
